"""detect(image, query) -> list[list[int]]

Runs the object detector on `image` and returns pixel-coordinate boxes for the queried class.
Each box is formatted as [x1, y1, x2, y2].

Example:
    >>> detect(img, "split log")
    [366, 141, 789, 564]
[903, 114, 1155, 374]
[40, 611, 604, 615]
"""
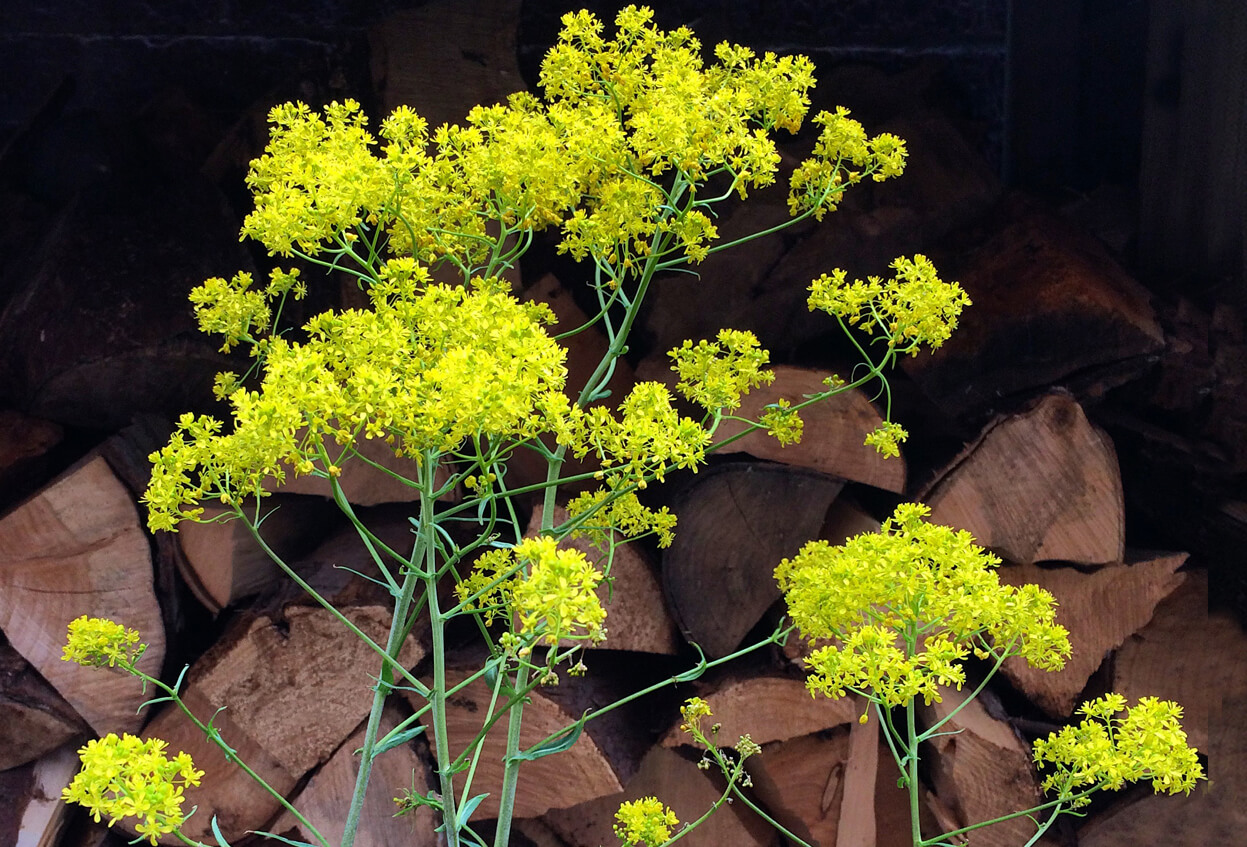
[272, 704, 437, 847]
[634, 361, 906, 493]
[1079, 571, 1246, 845]
[997, 553, 1188, 717]
[0, 638, 89, 771]
[660, 676, 857, 749]
[6, 742, 79, 847]
[919, 391, 1125, 565]
[175, 497, 339, 613]
[409, 668, 625, 821]
[530, 506, 680, 655]
[902, 196, 1165, 418]
[662, 463, 843, 659]
[542, 744, 781, 847]
[918, 686, 1055, 847]
[138, 604, 425, 844]
[1110, 568, 1241, 755]
[0, 454, 165, 735]
[746, 727, 852, 847]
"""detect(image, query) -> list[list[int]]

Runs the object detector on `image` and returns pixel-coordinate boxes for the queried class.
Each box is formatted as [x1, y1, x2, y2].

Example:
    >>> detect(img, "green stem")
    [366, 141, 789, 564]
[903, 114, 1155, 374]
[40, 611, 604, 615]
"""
[419, 453, 462, 847]
[906, 698, 923, 847]
[339, 515, 426, 847]
[491, 663, 531, 847]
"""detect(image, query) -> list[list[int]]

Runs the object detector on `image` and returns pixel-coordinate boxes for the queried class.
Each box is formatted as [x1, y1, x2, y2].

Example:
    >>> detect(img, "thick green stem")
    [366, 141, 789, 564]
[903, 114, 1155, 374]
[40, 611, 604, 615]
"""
[419, 454, 462, 847]
[340, 459, 436, 847]
[906, 699, 923, 847]
[491, 663, 532, 847]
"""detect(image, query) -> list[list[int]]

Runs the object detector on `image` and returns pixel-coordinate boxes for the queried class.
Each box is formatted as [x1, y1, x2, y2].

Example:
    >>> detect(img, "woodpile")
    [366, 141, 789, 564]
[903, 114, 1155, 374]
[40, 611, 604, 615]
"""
[1, 3, 1239, 846]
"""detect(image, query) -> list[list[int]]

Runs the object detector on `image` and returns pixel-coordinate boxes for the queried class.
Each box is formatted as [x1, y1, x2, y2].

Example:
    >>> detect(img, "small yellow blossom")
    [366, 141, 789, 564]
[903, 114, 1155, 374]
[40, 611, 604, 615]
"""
[63, 733, 203, 844]
[614, 796, 679, 847]
[62, 616, 145, 669]
[759, 398, 804, 446]
[863, 421, 908, 458]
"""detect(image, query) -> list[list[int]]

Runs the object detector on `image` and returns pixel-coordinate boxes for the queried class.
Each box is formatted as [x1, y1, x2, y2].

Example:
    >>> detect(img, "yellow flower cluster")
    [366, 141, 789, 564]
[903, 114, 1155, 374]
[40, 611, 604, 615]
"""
[456, 537, 606, 646]
[1033, 694, 1204, 804]
[788, 106, 907, 219]
[62, 734, 203, 844]
[774, 503, 1071, 707]
[232, 5, 906, 278]
[143, 279, 568, 530]
[62, 615, 145, 669]
[565, 489, 678, 549]
[614, 796, 680, 847]
[808, 254, 971, 352]
[572, 382, 710, 486]
[863, 421, 908, 458]
[668, 329, 774, 413]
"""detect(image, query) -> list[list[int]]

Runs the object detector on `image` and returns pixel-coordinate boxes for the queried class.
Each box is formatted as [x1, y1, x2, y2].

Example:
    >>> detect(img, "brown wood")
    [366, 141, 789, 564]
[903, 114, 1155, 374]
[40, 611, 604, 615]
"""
[747, 728, 852, 847]
[137, 604, 425, 843]
[1079, 574, 1247, 845]
[175, 497, 339, 613]
[542, 744, 781, 847]
[1110, 568, 1241, 754]
[998, 553, 1187, 718]
[9, 742, 79, 847]
[0, 454, 165, 735]
[0, 639, 89, 771]
[662, 463, 843, 659]
[919, 686, 1055, 847]
[660, 676, 857, 749]
[902, 196, 1165, 417]
[273, 704, 438, 847]
[637, 363, 906, 493]
[920, 391, 1125, 565]
[531, 506, 681, 655]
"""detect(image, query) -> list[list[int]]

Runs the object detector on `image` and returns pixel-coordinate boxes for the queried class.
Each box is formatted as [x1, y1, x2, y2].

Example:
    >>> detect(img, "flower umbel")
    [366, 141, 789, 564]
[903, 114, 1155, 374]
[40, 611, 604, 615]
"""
[614, 796, 679, 847]
[775, 502, 1071, 707]
[1033, 694, 1205, 806]
[62, 616, 145, 669]
[63, 733, 203, 844]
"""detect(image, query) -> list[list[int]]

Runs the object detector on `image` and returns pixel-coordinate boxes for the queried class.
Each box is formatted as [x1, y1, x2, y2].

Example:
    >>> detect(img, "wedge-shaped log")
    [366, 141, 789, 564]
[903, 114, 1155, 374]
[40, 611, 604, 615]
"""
[997, 553, 1188, 717]
[0, 455, 164, 735]
[920, 391, 1124, 565]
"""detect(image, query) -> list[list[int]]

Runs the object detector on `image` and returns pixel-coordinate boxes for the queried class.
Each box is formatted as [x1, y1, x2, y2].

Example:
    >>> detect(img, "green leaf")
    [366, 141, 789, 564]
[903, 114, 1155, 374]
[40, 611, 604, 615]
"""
[510, 713, 586, 763]
[210, 815, 233, 847]
[373, 724, 427, 756]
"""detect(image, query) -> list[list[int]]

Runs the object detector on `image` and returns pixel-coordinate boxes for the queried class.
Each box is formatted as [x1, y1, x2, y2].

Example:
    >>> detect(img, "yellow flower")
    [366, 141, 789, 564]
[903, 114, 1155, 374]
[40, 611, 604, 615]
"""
[614, 796, 679, 847]
[668, 329, 774, 413]
[62, 616, 145, 669]
[62, 733, 203, 845]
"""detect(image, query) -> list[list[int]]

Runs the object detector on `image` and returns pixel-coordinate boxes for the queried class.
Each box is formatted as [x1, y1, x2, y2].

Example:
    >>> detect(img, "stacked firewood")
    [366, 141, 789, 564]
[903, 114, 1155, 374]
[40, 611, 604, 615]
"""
[2, 3, 1243, 846]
